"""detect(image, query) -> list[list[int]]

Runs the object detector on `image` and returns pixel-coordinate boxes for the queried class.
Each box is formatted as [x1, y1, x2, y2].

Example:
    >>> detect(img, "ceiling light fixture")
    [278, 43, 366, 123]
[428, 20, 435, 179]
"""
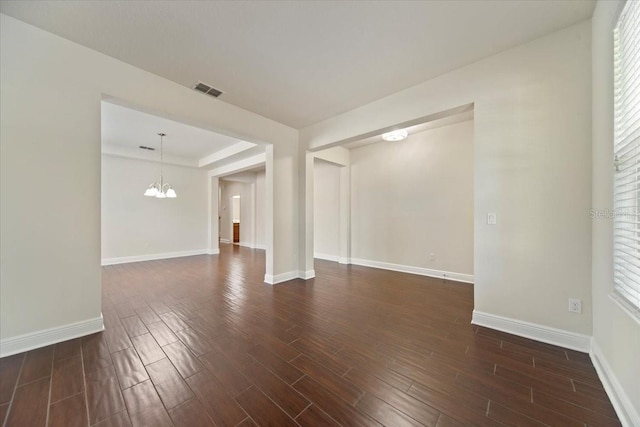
[382, 129, 408, 141]
[144, 133, 177, 199]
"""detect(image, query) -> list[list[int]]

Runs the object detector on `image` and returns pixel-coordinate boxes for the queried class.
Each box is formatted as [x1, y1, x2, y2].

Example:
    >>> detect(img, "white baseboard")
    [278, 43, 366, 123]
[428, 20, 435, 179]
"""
[591, 340, 640, 427]
[219, 240, 266, 250]
[471, 310, 591, 352]
[207, 248, 220, 255]
[264, 271, 298, 285]
[299, 270, 316, 280]
[350, 258, 474, 284]
[314, 253, 340, 262]
[264, 269, 315, 284]
[238, 242, 267, 251]
[0, 315, 104, 358]
[339, 257, 351, 265]
[102, 249, 209, 266]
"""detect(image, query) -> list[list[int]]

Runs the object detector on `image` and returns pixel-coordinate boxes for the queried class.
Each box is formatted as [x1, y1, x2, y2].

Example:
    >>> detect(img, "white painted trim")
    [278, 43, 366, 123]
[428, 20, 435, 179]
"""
[314, 253, 340, 262]
[102, 249, 208, 266]
[471, 310, 591, 352]
[349, 258, 474, 284]
[298, 270, 316, 280]
[207, 248, 220, 255]
[264, 271, 298, 285]
[591, 340, 640, 427]
[239, 241, 256, 249]
[264, 269, 315, 284]
[339, 257, 351, 265]
[0, 315, 104, 358]
[253, 244, 266, 251]
[208, 152, 267, 178]
[220, 239, 231, 244]
[199, 141, 257, 168]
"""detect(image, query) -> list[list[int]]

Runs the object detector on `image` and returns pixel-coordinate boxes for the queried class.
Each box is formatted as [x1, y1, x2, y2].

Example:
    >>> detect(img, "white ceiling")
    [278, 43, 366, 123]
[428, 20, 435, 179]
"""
[0, 1, 595, 129]
[101, 101, 245, 159]
[101, 101, 262, 169]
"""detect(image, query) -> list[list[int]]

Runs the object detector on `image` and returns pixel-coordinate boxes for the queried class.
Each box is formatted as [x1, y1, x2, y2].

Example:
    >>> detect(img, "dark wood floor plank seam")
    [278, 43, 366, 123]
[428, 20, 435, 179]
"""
[292, 402, 313, 420]
[1, 352, 26, 427]
[233, 385, 298, 426]
[80, 342, 94, 427]
[44, 348, 55, 427]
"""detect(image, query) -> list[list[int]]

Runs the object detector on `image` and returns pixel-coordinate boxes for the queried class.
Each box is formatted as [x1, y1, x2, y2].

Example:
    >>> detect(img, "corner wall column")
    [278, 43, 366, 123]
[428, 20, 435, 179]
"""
[339, 165, 350, 264]
[207, 175, 220, 255]
[299, 150, 315, 278]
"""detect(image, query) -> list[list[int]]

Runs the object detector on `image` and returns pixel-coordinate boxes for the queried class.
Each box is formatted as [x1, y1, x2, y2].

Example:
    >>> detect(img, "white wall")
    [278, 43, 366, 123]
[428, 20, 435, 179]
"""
[313, 159, 341, 260]
[256, 171, 267, 249]
[272, 141, 300, 280]
[302, 21, 593, 337]
[591, 1, 640, 424]
[0, 14, 298, 353]
[101, 155, 208, 262]
[232, 196, 241, 223]
[350, 121, 473, 276]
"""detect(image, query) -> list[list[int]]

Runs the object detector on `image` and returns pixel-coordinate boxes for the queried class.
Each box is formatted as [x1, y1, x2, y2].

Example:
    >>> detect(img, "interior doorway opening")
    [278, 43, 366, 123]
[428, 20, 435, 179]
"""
[232, 195, 241, 244]
[100, 97, 273, 283]
[309, 103, 474, 284]
[216, 165, 267, 252]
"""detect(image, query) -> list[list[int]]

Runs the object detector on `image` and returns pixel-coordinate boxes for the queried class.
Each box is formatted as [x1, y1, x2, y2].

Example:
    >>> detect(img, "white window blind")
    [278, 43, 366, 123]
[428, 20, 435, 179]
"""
[613, 0, 640, 311]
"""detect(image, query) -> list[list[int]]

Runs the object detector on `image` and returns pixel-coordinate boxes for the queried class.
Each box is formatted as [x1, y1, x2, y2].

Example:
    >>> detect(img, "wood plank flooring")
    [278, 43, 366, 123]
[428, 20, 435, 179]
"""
[0, 244, 620, 426]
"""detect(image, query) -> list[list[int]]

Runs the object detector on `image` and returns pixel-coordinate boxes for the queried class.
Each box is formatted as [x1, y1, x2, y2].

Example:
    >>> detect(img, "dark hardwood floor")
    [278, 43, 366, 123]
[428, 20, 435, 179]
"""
[1, 244, 620, 426]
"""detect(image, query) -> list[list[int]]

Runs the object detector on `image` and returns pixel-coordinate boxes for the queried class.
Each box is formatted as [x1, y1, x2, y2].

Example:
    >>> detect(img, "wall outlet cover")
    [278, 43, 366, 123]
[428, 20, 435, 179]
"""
[568, 298, 582, 314]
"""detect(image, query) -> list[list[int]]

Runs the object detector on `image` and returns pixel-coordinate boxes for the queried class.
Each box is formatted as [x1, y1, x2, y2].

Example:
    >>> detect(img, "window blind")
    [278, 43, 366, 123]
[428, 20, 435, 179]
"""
[613, 0, 640, 310]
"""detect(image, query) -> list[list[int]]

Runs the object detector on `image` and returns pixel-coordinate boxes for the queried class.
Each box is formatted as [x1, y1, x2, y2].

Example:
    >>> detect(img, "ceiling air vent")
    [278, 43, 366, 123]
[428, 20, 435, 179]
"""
[193, 81, 223, 98]
[139, 145, 155, 151]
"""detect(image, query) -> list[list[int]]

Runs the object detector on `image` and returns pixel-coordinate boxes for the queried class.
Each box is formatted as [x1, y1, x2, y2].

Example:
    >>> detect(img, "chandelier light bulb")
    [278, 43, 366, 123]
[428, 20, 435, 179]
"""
[165, 187, 177, 198]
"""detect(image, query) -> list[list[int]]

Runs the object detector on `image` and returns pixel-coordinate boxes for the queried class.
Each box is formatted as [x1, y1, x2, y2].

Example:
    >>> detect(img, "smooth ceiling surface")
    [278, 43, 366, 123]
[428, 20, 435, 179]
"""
[1, 1, 595, 128]
[101, 101, 248, 160]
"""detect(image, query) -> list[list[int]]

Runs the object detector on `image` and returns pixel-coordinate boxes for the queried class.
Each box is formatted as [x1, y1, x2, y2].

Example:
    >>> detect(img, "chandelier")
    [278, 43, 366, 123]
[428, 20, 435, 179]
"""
[144, 133, 177, 198]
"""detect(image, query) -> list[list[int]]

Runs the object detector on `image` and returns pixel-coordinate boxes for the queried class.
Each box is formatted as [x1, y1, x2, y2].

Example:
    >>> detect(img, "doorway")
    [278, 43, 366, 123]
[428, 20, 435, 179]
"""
[217, 167, 266, 250]
[232, 195, 240, 244]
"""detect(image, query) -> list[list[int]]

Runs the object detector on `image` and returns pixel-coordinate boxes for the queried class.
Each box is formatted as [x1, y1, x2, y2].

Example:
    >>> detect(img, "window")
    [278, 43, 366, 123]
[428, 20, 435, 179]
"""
[613, 0, 640, 312]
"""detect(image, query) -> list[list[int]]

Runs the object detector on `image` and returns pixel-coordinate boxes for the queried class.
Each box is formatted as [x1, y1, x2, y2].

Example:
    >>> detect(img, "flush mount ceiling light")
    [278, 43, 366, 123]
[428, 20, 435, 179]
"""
[382, 129, 408, 141]
[144, 133, 177, 199]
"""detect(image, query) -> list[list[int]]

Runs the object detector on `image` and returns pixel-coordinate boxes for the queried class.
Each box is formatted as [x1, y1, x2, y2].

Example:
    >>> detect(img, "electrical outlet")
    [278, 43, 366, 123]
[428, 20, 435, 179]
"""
[429, 253, 436, 261]
[487, 213, 497, 225]
[568, 298, 582, 314]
